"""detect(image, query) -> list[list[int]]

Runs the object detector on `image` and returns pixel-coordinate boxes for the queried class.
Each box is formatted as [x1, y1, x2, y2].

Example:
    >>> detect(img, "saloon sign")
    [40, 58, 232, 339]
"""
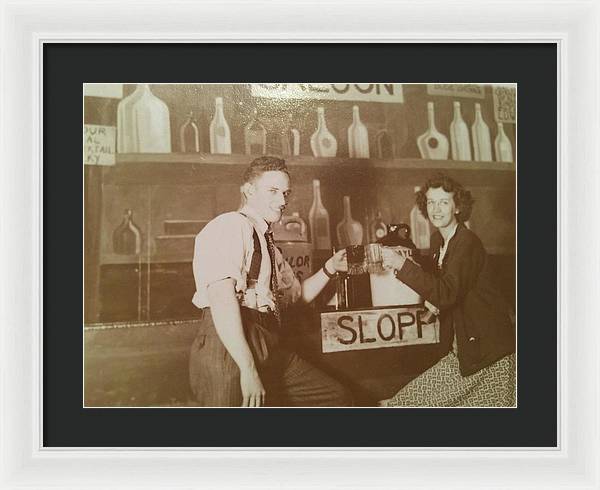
[251, 83, 404, 103]
[321, 305, 439, 353]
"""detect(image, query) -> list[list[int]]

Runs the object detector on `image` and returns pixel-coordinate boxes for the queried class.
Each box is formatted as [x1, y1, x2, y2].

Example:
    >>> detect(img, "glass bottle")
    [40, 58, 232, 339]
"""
[244, 107, 267, 155]
[347, 105, 369, 158]
[494, 122, 514, 162]
[336, 196, 364, 248]
[308, 179, 332, 250]
[410, 186, 431, 250]
[310, 107, 337, 157]
[416, 102, 449, 160]
[375, 129, 394, 159]
[449, 101, 472, 161]
[179, 111, 200, 153]
[112, 209, 142, 255]
[371, 209, 387, 243]
[471, 103, 492, 162]
[209, 97, 232, 154]
[118, 84, 171, 153]
[117, 84, 145, 153]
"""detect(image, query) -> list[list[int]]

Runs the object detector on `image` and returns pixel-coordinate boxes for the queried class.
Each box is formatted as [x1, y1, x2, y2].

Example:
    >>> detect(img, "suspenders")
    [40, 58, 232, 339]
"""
[238, 212, 262, 285]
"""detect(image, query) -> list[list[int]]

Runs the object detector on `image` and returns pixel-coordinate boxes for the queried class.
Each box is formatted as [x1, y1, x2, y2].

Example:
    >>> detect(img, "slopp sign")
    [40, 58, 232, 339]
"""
[321, 305, 439, 353]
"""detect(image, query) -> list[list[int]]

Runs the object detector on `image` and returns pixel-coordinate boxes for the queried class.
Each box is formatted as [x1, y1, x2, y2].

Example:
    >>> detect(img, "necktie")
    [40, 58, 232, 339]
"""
[264, 229, 281, 326]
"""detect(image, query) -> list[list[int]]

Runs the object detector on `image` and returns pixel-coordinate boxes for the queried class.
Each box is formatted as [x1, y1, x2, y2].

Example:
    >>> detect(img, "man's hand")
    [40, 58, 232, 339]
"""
[326, 248, 348, 274]
[240, 368, 266, 407]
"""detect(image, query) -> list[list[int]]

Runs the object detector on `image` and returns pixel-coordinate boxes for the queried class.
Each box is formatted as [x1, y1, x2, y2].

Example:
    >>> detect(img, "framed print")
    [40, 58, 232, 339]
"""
[1, 1, 599, 489]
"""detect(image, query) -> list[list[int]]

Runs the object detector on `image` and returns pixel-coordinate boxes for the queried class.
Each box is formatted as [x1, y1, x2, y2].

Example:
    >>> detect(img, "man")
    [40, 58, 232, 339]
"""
[190, 156, 351, 407]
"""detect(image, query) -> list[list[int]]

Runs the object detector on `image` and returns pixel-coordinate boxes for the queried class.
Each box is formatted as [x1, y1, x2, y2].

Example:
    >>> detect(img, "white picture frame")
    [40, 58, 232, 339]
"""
[1, 0, 599, 488]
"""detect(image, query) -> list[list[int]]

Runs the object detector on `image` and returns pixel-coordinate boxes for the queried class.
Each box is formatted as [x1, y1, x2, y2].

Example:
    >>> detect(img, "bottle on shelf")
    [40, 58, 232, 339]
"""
[209, 97, 232, 154]
[308, 179, 332, 250]
[244, 107, 267, 155]
[371, 209, 387, 243]
[347, 105, 369, 158]
[112, 209, 142, 255]
[117, 84, 171, 153]
[336, 196, 364, 248]
[471, 103, 492, 162]
[375, 129, 395, 159]
[274, 115, 300, 156]
[310, 106, 337, 157]
[417, 102, 449, 160]
[449, 101, 472, 161]
[494, 122, 514, 162]
[410, 186, 431, 250]
[179, 111, 201, 153]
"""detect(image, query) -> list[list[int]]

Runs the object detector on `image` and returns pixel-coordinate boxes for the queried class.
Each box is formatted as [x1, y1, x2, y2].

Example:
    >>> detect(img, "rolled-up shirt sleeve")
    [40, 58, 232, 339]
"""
[192, 213, 249, 308]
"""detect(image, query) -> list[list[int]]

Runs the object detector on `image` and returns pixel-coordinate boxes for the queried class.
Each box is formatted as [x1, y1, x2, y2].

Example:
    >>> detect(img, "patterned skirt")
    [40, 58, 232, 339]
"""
[382, 352, 516, 408]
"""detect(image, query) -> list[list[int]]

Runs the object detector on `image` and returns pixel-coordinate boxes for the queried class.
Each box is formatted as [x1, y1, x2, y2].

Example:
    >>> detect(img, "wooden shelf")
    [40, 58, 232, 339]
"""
[114, 153, 515, 172]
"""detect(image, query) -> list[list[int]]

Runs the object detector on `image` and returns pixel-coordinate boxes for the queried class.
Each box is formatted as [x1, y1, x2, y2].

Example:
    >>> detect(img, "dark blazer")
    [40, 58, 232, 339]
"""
[396, 222, 515, 376]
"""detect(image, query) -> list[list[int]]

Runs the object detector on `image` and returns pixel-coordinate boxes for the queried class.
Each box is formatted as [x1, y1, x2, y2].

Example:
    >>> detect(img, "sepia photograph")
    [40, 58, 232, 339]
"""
[84, 82, 517, 408]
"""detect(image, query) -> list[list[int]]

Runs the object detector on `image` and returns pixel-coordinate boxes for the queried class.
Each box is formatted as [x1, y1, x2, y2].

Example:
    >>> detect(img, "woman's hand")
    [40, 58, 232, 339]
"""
[325, 248, 348, 274]
[381, 246, 406, 271]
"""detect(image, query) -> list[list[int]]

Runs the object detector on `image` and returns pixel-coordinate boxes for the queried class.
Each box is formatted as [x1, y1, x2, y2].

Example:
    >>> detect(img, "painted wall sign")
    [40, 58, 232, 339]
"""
[427, 84, 485, 99]
[321, 305, 439, 353]
[83, 83, 123, 99]
[84, 124, 116, 166]
[493, 85, 516, 123]
[251, 83, 404, 103]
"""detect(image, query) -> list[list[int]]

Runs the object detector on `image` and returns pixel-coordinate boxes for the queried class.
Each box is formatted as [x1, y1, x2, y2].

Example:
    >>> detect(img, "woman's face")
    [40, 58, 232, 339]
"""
[425, 187, 458, 231]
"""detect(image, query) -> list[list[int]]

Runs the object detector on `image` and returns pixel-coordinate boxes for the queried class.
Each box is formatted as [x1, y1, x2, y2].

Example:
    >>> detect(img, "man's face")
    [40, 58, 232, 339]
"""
[246, 170, 291, 223]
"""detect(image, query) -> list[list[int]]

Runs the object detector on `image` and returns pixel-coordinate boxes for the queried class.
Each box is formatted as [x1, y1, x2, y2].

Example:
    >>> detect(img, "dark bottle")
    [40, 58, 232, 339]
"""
[112, 209, 142, 255]
[179, 111, 202, 153]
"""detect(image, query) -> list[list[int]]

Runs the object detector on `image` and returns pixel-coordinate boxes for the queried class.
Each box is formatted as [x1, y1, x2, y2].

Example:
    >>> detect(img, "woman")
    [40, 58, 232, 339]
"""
[380, 173, 516, 407]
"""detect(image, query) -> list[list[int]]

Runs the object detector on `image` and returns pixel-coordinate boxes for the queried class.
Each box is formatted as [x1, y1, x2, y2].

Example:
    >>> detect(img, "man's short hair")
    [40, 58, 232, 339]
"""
[241, 156, 290, 184]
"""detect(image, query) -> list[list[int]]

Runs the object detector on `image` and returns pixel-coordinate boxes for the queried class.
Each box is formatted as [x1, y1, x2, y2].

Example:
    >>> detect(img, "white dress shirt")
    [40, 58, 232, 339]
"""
[192, 205, 301, 312]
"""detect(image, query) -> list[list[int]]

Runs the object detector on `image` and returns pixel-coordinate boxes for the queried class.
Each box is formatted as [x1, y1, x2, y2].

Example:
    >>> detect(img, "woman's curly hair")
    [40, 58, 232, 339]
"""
[416, 173, 474, 223]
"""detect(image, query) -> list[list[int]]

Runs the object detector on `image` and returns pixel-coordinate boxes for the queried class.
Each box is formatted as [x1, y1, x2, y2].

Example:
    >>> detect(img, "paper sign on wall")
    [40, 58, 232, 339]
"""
[493, 85, 516, 123]
[84, 124, 116, 166]
[427, 84, 485, 98]
[251, 83, 404, 103]
[321, 305, 439, 353]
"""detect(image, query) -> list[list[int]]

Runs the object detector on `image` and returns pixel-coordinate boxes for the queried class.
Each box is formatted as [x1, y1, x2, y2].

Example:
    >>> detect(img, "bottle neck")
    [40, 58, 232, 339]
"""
[343, 196, 352, 219]
[313, 182, 324, 207]
[352, 106, 360, 124]
[427, 104, 436, 129]
[497, 122, 505, 135]
[317, 109, 327, 131]
[453, 103, 462, 121]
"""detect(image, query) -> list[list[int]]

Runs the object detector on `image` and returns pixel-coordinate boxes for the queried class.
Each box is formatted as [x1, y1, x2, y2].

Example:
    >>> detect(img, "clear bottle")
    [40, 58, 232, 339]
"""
[310, 106, 337, 157]
[494, 122, 514, 162]
[118, 84, 171, 153]
[417, 102, 449, 160]
[410, 186, 431, 250]
[347, 105, 370, 158]
[112, 209, 142, 255]
[336, 196, 364, 247]
[471, 103, 492, 162]
[117, 85, 145, 153]
[308, 179, 332, 250]
[449, 101, 472, 161]
[244, 107, 267, 155]
[179, 111, 200, 153]
[209, 97, 232, 154]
